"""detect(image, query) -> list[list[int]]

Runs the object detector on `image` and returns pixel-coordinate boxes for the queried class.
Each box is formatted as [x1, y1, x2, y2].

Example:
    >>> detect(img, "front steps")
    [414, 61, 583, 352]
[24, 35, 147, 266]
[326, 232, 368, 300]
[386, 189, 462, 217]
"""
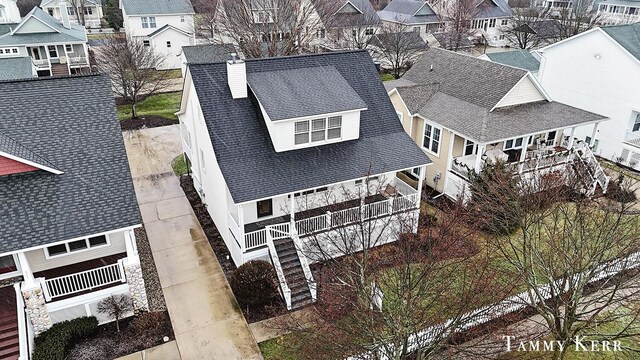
[0, 286, 19, 360]
[273, 238, 314, 310]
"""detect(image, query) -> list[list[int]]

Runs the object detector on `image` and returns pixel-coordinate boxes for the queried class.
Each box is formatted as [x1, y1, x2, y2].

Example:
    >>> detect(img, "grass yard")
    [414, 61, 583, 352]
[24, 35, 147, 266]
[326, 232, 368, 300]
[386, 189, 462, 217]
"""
[259, 335, 301, 360]
[380, 73, 395, 82]
[172, 154, 188, 176]
[117, 92, 182, 121]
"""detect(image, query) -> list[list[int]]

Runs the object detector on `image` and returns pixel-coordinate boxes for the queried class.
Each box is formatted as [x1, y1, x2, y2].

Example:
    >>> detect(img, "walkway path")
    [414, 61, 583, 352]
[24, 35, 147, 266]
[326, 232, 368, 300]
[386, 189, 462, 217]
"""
[123, 125, 262, 360]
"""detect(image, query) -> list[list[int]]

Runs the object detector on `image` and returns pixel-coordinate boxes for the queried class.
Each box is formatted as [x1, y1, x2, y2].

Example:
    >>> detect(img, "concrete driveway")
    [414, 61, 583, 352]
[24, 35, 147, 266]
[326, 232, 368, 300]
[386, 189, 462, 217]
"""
[123, 125, 262, 360]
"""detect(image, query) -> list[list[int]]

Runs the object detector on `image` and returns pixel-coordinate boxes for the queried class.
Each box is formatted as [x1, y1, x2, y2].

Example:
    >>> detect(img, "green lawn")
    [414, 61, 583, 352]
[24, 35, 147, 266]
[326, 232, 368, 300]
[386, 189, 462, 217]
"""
[171, 154, 188, 176]
[380, 73, 395, 82]
[259, 335, 301, 360]
[117, 91, 182, 121]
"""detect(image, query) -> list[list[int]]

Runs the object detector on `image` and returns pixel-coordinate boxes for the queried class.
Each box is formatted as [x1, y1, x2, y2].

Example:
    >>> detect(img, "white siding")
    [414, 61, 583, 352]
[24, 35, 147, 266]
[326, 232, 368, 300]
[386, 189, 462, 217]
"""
[150, 27, 193, 69]
[14, 17, 54, 34]
[538, 29, 640, 162]
[125, 14, 194, 37]
[494, 75, 546, 108]
[26, 231, 126, 273]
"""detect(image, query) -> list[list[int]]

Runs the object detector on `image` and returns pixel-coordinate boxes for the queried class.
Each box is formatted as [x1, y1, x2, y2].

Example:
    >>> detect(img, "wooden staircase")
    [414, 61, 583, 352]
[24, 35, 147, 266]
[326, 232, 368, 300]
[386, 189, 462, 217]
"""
[273, 238, 314, 310]
[0, 286, 19, 360]
[50, 63, 70, 77]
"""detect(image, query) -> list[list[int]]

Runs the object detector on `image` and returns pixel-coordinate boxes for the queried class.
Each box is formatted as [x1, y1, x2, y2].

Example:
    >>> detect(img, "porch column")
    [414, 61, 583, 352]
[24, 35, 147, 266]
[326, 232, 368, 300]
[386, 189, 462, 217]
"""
[590, 122, 600, 146]
[238, 204, 245, 252]
[17, 252, 52, 334]
[290, 193, 296, 229]
[122, 229, 149, 313]
[442, 131, 456, 195]
[417, 165, 425, 200]
[520, 136, 531, 162]
[474, 144, 486, 173]
[568, 126, 577, 149]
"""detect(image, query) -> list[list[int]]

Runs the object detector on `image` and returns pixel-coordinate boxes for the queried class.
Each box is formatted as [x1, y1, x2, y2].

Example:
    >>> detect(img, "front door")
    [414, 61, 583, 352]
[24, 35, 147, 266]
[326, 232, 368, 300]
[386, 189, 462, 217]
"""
[31, 47, 41, 60]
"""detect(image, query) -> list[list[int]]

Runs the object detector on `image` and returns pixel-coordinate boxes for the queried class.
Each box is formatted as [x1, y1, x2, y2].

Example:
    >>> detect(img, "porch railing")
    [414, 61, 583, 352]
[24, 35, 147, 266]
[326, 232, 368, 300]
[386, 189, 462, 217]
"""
[41, 261, 126, 301]
[394, 177, 419, 196]
[32, 59, 51, 69]
[266, 225, 292, 309]
[68, 56, 89, 67]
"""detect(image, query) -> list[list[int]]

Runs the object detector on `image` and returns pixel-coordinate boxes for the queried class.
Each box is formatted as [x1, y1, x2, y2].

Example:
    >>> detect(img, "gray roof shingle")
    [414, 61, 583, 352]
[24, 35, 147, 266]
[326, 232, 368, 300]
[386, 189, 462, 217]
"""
[121, 0, 194, 15]
[0, 132, 59, 171]
[181, 44, 235, 64]
[189, 51, 431, 203]
[0, 57, 34, 81]
[485, 49, 540, 71]
[473, 0, 512, 18]
[377, 0, 440, 25]
[246, 66, 368, 121]
[389, 47, 606, 143]
[602, 22, 640, 61]
[0, 74, 141, 254]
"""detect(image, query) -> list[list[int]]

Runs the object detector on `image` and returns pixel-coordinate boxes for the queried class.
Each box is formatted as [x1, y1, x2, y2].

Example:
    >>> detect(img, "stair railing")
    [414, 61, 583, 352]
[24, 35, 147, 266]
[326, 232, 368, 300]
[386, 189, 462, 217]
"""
[574, 141, 610, 194]
[265, 225, 292, 310]
[290, 227, 317, 302]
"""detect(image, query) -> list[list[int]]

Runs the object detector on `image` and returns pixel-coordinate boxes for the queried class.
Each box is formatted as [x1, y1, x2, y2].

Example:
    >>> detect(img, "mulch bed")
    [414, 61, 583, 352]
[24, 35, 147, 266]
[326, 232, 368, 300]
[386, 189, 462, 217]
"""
[120, 116, 178, 131]
[134, 227, 167, 312]
[66, 311, 174, 360]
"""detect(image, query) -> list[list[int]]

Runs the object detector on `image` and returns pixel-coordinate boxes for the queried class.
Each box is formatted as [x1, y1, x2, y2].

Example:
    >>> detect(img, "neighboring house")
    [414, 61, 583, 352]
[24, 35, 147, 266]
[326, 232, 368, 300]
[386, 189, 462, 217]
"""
[178, 51, 431, 310]
[537, 23, 640, 169]
[480, 49, 540, 74]
[0, 6, 90, 77]
[179, 43, 234, 76]
[0, 56, 36, 79]
[40, 0, 104, 28]
[0, 74, 148, 359]
[507, 19, 564, 48]
[311, 0, 382, 51]
[465, 0, 513, 46]
[120, 0, 195, 69]
[0, 0, 20, 23]
[377, 0, 443, 38]
[596, 0, 640, 25]
[386, 47, 610, 201]
[370, 0, 391, 10]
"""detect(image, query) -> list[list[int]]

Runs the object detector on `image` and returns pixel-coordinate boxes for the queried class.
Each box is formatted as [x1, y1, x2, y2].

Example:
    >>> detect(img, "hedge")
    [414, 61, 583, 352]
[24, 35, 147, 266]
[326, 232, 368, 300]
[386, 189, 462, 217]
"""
[32, 316, 98, 360]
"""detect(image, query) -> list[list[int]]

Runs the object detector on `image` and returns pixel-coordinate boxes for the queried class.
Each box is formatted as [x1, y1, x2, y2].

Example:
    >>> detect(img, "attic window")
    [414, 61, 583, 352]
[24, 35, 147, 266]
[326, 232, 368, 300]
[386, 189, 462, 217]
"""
[294, 116, 343, 145]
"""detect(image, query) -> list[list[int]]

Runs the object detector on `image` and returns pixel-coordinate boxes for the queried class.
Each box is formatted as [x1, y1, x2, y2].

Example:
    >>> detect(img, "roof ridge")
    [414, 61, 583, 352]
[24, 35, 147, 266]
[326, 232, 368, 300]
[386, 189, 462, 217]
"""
[0, 72, 103, 85]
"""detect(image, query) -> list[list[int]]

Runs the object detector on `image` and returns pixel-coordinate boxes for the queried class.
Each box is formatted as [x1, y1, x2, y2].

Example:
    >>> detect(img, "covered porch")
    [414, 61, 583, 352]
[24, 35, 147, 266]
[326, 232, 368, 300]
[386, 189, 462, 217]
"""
[228, 172, 424, 255]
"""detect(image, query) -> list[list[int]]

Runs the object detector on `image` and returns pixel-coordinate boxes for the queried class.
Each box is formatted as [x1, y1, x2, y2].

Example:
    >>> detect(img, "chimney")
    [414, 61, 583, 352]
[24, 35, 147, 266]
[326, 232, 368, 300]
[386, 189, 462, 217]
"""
[226, 53, 247, 99]
[59, 4, 71, 29]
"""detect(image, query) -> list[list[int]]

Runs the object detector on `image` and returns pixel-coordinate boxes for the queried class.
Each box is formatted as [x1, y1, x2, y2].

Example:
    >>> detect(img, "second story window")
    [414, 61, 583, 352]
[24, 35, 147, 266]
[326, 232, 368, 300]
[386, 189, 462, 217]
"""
[632, 113, 640, 132]
[141, 16, 156, 28]
[295, 116, 343, 145]
[143, 40, 150, 46]
[83, 7, 93, 15]
[141, 16, 148, 28]
[67, 6, 75, 15]
[489, 19, 496, 28]
[316, 29, 326, 39]
[167, 41, 172, 48]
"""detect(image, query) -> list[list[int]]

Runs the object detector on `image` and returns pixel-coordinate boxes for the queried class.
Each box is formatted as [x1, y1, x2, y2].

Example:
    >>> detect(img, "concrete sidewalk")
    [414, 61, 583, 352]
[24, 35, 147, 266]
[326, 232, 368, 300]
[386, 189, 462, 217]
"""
[123, 126, 262, 360]
[117, 341, 180, 360]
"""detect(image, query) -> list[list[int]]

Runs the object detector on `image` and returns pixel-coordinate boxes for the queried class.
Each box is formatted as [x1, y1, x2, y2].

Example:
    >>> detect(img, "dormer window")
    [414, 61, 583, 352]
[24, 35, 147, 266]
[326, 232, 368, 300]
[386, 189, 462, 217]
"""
[294, 116, 343, 145]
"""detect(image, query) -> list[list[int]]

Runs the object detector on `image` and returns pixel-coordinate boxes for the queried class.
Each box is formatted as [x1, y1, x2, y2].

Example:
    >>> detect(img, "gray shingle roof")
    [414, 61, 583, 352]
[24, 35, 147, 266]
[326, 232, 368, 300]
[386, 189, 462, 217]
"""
[432, 32, 474, 50]
[0, 7, 86, 46]
[370, 31, 428, 50]
[0, 57, 34, 81]
[189, 51, 431, 203]
[402, 47, 527, 109]
[0, 74, 141, 254]
[121, 0, 194, 15]
[390, 47, 606, 143]
[485, 50, 540, 71]
[0, 132, 59, 171]
[312, 0, 381, 27]
[602, 22, 640, 61]
[377, 0, 440, 24]
[181, 44, 235, 64]
[247, 65, 368, 121]
[473, 0, 512, 18]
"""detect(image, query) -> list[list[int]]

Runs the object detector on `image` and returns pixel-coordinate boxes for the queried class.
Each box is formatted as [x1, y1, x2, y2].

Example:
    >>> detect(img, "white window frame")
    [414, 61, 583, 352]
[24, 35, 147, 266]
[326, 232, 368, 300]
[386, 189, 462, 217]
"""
[503, 137, 525, 150]
[632, 112, 640, 132]
[422, 121, 442, 156]
[143, 40, 150, 47]
[65, 44, 74, 53]
[0, 47, 19, 55]
[166, 41, 172, 48]
[149, 16, 157, 28]
[44, 234, 111, 259]
[294, 115, 343, 146]
[464, 139, 476, 156]
[141, 16, 149, 28]
[47, 45, 58, 59]
[83, 6, 93, 15]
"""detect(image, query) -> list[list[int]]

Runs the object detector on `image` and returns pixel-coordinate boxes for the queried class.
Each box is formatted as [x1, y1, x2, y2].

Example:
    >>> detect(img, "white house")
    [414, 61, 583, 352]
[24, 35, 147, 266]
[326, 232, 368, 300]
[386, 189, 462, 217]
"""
[0, 0, 20, 23]
[537, 23, 640, 169]
[120, 0, 195, 69]
[0, 74, 147, 359]
[177, 51, 431, 310]
[0, 6, 90, 77]
[377, 0, 443, 39]
[386, 47, 610, 201]
[596, 0, 640, 25]
[40, 0, 104, 28]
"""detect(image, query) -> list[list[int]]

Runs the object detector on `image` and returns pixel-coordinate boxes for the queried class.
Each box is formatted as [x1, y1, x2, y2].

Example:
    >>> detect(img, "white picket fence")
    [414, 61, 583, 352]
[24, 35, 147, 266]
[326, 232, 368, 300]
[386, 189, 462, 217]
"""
[348, 251, 640, 360]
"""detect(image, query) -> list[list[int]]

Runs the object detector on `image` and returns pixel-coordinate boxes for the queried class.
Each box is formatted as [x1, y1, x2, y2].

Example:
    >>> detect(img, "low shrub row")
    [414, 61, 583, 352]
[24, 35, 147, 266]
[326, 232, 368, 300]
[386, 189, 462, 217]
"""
[33, 317, 99, 360]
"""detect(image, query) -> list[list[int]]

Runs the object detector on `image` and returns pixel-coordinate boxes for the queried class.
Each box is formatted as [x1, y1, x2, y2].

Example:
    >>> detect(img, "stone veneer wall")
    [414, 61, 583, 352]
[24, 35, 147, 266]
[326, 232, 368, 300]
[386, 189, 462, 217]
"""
[124, 263, 149, 313]
[22, 285, 52, 334]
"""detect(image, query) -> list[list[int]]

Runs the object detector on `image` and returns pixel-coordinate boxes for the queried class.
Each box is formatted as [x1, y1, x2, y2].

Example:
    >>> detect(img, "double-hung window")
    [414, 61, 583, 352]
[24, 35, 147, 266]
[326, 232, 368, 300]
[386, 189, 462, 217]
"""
[149, 16, 157, 28]
[504, 137, 524, 150]
[423, 123, 441, 155]
[142, 16, 156, 28]
[489, 19, 496, 27]
[464, 139, 475, 156]
[632, 113, 640, 132]
[141, 17, 149, 28]
[295, 116, 342, 145]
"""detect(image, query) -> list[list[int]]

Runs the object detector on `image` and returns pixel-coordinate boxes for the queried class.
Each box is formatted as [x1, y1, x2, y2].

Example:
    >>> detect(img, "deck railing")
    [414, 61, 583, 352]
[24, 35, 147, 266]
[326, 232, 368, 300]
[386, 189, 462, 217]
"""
[266, 225, 292, 309]
[41, 261, 126, 301]
[32, 59, 51, 69]
[67, 56, 89, 67]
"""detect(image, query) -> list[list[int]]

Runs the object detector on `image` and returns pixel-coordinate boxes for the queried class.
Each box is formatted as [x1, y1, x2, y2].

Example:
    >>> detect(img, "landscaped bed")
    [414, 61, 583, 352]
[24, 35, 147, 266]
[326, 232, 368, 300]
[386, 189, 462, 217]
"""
[65, 312, 174, 360]
[117, 92, 182, 130]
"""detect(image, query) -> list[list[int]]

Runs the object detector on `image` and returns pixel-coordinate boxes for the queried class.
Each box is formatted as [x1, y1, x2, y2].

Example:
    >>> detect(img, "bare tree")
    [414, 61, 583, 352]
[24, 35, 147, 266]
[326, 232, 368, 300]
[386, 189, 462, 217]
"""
[278, 172, 515, 359]
[371, 22, 429, 79]
[470, 163, 640, 359]
[192, 0, 219, 40]
[435, 0, 477, 52]
[319, 3, 381, 51]
[502, 8, 550, 49]
[553, 0, 603, 39]
[68, 0, 87, 26]
[97, 294, 133, 333]
[96, 34, 170, 119]
[211, 0, 334, 58]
